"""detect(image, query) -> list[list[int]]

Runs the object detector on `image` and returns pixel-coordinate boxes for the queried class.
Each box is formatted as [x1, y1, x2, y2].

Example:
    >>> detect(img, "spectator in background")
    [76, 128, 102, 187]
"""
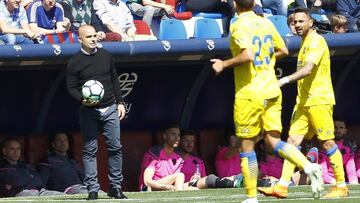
[179, 129, 244, 189]
[215, 130, 241, 178]
[309, 0, 337, 14]
[337, 0, 360, 32]
[38, 132, 88, 194]
[93, 0, 136, 41]
[0, 0, 39, 44]
[330, 14, 348, 33]
[287, 13, 297, 35]
[27, 0, 70, 35]
[126, 0, 174, 28]
[138, 124, 186, 191]
[261, 0, 307, 16]
[0, 137, 63, 197]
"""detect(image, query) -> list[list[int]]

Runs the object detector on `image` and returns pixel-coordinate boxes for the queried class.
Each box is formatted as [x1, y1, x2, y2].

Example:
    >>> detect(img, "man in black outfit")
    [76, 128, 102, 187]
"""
[66, 25, 127, 200]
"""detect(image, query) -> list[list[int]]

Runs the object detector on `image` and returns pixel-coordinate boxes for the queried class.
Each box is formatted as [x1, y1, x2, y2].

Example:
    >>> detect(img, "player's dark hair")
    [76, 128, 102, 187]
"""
[181, 129, 197, 139]
[1, 137, 21, 150]
[163, 123, 180, 132]
[234, 0, 254, 10]
[294, 7, 311, 18]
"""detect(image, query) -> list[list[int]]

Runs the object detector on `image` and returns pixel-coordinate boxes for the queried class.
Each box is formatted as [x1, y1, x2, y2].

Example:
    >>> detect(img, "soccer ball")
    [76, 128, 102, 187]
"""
[82, 80, 104, 102]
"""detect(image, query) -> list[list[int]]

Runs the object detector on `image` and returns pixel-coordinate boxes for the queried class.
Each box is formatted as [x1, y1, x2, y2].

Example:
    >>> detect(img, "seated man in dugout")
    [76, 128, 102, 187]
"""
[0, 137, 63, 197]
[38, 132, 88, 194]
[139, 124, 191, 191]
[179, 129, 244, 189]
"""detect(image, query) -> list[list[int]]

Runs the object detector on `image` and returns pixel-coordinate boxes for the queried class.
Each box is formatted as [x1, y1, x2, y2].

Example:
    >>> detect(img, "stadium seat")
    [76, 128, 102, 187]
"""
[198, 129, 224, 176]
[267, 15, 291, 36]
[193, 12, 225, 19]
[194, 18, 222, 39]
[230, 16, 238, 25]
[71, 132, 83, 166]
[26, 134, 49, 165]
[159, 19, 188, 40]
[121, 131, 152, 191]
[311, 14, 329, 21]
[134, 20, 152, 35]
[263, 8, 273, 16]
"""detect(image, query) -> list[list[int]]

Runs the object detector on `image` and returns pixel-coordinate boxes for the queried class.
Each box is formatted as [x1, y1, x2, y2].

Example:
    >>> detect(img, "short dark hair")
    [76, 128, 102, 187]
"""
[294, 7, 311, 18]
[181, 129, 197, 139]
[234, 0, 254, 10]
[1, 137, 21, 150]
[163, 123, 180, 132]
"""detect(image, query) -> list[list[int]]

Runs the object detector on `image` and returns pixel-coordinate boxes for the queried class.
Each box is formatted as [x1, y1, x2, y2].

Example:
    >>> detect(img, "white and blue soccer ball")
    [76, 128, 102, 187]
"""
[82, 80, 104, 102]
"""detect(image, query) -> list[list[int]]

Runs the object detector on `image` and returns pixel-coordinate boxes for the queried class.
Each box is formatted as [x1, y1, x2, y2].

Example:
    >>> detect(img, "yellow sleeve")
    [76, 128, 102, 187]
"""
[305, 38, 324, 66]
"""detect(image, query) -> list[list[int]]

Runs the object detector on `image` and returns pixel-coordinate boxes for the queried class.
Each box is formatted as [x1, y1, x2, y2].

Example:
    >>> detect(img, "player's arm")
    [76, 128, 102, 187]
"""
[211, 48, 254, 75]
[275, 45, 289, 60]
[143, 167, 174, 191]
[278, 61, 315, 87]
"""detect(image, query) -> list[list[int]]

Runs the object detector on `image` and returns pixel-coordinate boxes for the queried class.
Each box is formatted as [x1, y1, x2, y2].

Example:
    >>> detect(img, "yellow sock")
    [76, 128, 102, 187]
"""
[279, 159, 296, 186]
[240, 151, 258, 198]
[327, 145, 345, 185]
[275, 141, 310, 170]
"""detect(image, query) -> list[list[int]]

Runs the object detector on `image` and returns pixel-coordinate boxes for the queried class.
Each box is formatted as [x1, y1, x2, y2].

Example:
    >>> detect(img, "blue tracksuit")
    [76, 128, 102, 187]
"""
[38, 154, 84, 192]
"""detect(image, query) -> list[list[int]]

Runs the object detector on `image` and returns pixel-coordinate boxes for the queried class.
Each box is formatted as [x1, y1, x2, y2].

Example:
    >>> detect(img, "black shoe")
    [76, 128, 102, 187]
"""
[107, 188, 127, 199]
[87, 191, 98, 200]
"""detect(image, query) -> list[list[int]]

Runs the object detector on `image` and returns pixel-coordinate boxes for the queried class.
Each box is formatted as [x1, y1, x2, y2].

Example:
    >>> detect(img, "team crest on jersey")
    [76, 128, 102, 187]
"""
[241, 127, 250, 134]
[317, 128, 323, 134]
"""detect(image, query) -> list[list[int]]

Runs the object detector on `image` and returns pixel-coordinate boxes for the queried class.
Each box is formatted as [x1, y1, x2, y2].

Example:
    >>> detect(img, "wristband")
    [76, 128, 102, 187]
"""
[279, 76, 290, 86]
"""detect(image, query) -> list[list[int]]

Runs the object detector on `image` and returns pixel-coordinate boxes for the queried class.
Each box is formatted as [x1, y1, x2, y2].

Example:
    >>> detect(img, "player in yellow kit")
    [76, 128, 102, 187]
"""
[258, 7, 348, 199]
[211, 1, 323, 203]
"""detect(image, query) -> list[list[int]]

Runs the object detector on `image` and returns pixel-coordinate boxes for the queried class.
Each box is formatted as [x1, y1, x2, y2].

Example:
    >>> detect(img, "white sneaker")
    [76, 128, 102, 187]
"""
[241, 197, 258, 203]
[304, 163, 324, 199]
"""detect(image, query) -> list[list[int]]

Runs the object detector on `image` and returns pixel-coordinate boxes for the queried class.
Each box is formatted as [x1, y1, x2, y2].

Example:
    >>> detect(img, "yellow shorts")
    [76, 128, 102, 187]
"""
[234, 96, 282, 139]
[288, 105, 334, 141]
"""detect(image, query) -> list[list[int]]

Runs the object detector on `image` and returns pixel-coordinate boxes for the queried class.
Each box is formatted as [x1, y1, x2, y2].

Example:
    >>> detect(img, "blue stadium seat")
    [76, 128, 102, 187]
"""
[267, 15, 291, 36]
[311, 14, 328, 21]
[159, 19, 187, 40]
[230, 16, 238, 25]
[193, 12, 225, 19]
[194, 18, 222, 39]
[263, 8, 273, 15]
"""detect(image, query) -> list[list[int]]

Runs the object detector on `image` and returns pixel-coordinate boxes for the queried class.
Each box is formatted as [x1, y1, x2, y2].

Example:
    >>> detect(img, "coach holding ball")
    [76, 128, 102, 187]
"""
[66, 25, 127, 200]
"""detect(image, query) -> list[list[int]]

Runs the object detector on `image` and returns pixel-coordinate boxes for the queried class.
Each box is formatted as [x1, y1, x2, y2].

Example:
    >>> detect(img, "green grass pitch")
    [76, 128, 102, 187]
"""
[1, 184, 360, 202]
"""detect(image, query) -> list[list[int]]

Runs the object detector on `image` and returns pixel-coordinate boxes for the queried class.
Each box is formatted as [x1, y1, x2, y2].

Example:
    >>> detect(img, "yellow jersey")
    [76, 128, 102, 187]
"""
[230, 11, 286, 104]
[296, 30, 335, 106]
